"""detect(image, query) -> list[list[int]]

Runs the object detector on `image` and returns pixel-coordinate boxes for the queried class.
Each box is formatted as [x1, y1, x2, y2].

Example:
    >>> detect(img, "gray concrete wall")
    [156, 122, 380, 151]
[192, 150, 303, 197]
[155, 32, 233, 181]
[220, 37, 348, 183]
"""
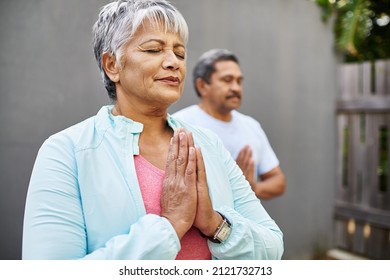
[0, 0, 338, 259]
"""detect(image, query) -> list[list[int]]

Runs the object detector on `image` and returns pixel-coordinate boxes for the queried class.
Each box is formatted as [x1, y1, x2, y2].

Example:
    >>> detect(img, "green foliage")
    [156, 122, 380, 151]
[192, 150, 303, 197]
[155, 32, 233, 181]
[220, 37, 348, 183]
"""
[313, 0, 390, 62]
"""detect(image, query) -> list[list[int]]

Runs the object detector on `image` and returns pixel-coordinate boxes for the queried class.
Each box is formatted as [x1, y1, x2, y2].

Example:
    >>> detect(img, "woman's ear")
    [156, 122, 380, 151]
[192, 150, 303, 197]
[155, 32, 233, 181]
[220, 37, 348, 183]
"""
[102, 52, 120, 83]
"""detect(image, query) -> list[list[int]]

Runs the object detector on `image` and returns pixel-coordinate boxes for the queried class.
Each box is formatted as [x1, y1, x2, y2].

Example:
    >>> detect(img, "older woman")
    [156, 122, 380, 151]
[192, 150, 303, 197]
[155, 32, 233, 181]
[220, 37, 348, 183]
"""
[22, 0, 283, 260]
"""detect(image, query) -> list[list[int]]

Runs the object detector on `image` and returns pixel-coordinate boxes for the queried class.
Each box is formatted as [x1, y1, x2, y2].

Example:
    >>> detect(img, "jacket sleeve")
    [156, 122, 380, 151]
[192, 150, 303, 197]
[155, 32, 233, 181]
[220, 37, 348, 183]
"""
[208, 138, 284, 260]
[22, 135, 180, 260]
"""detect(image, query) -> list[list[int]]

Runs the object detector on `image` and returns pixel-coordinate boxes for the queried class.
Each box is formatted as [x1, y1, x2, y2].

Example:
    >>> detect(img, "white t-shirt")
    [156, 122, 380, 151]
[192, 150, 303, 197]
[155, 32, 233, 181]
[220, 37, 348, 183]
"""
[172, 105, 279, 177]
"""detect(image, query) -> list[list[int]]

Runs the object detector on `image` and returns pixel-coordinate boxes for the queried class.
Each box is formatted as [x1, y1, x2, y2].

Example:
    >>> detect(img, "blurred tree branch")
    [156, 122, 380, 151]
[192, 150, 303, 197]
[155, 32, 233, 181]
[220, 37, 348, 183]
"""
[313, 0, 390, 62]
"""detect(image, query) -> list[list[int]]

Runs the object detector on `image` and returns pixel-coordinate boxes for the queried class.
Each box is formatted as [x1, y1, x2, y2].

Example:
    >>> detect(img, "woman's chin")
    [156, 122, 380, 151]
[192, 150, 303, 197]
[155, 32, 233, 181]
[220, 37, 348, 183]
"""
[161, 91, 182, 105]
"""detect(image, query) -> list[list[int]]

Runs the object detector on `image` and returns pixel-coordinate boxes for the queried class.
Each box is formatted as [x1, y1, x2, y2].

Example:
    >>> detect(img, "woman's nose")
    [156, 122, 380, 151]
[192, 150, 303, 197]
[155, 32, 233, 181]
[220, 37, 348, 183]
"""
[162, 50, 180, 70]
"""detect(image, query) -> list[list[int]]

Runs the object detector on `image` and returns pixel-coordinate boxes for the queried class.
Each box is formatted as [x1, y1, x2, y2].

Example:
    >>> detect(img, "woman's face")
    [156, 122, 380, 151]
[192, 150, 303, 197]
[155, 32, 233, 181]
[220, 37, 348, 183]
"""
[115, 20, 187, 110]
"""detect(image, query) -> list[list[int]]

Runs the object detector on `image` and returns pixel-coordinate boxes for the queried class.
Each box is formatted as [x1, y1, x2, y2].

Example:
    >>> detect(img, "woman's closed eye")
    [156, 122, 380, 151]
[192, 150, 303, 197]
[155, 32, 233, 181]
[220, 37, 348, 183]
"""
[144, 49, 185, 60]
[145, 48, 161, 53]
[175, 51, 185, 60]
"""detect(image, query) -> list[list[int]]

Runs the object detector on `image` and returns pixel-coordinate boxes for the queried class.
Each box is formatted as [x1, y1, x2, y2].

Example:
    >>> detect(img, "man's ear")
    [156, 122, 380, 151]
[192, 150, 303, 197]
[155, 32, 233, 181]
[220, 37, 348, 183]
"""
[195, 78, 208, 97]
[102, 52, 120, 83]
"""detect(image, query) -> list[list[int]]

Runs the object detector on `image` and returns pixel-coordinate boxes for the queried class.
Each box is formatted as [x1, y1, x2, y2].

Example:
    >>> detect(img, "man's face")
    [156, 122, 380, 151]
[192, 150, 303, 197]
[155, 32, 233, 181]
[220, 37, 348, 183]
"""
[202, 60, 243, 115]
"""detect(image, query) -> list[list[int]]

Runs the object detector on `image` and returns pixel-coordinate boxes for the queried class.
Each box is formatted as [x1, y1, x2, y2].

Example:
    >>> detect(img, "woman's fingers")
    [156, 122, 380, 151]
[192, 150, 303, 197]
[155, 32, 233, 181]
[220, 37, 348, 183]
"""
[193, 147, 222, 236]
[165, 128, 191, 178]
[188, 131, 195, 148]
[176, 131, 189, 176]
[184, 146, 196, 189]
[165, 129, 179, 178]
[162, 129, 198, 239]
[196, 147, 207, 185]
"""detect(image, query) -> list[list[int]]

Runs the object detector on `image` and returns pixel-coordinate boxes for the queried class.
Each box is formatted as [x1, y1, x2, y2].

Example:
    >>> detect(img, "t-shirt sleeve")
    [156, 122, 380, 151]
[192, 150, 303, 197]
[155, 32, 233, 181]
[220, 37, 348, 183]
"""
[255, 122, 280, 175]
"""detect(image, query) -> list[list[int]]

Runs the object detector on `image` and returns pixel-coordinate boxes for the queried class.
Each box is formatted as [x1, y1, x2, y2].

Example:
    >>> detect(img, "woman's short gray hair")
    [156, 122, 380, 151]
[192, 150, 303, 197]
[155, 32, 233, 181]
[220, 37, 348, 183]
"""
[92, 0, 189, 100]
[192, 49, 239, 97]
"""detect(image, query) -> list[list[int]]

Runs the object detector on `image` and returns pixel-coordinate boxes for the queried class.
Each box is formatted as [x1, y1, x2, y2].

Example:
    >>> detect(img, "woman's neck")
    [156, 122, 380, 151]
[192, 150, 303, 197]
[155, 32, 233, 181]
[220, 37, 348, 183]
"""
[112, 100, 173, 152]
[113, 99, 169, 133]
[113, 102, 173, 170]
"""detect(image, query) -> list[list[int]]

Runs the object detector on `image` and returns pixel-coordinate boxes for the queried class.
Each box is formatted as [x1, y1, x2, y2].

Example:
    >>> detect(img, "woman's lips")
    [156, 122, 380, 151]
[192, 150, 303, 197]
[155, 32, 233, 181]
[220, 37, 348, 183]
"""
[157, 76, 180, 86]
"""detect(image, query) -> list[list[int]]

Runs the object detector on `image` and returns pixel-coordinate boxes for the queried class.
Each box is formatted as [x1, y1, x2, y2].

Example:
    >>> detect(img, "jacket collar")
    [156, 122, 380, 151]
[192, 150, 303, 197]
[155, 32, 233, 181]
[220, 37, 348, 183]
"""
[95, 105, 182, 136]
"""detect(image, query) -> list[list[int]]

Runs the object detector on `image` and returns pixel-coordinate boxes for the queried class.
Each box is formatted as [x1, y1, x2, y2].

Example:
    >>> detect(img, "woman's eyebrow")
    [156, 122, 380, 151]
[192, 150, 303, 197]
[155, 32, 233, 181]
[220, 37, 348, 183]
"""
[140, 38, 164, 45]
[139, 38, 185, 49]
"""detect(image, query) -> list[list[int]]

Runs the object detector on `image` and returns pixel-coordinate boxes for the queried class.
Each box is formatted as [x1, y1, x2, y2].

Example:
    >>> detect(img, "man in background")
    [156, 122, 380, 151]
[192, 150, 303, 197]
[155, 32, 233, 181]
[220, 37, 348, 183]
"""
[173, 49, 286, 199]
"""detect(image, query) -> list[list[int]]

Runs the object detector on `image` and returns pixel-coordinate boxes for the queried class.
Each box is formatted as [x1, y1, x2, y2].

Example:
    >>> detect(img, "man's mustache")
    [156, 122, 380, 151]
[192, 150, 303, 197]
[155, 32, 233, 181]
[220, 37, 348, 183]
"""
[226, 92, 241, 100]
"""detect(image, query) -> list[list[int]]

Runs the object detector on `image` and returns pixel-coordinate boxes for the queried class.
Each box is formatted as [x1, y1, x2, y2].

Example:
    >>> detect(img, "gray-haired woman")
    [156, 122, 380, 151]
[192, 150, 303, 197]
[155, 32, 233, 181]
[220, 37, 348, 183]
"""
[22, 0, 284, 260]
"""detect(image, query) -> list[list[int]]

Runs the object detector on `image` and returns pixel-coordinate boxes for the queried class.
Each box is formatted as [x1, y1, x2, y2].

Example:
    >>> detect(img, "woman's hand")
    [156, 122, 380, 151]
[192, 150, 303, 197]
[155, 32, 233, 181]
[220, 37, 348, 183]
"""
[161, 129, 197, 239]
[193, 146, 223, 237]
[161, 128, 222, 239]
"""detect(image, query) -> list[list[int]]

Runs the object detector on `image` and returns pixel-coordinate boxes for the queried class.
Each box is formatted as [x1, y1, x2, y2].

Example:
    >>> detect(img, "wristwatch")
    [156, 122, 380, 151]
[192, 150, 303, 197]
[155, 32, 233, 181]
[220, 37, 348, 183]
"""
[208, 213, 232, 244]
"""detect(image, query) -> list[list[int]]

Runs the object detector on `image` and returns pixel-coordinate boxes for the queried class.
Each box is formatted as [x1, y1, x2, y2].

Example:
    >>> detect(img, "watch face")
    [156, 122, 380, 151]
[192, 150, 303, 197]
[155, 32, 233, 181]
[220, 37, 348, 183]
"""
[216, 220, 231, 242]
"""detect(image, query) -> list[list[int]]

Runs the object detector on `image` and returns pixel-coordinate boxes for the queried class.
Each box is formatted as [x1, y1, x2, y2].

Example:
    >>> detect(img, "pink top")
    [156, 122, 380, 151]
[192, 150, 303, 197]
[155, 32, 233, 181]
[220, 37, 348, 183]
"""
[134, 155, 211, 260]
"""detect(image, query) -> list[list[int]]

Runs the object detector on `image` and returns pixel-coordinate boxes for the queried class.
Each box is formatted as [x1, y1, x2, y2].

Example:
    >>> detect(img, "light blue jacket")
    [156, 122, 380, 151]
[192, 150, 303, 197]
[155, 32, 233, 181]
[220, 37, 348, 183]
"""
[22, 105, 283, 260]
